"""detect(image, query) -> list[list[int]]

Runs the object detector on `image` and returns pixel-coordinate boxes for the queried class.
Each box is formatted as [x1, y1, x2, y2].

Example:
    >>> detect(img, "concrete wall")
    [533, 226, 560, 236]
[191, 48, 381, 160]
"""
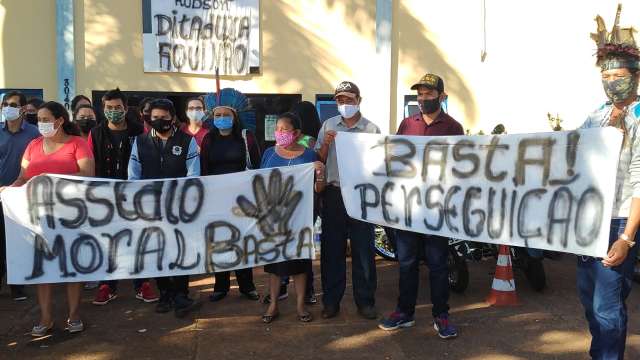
[0, 0, 639, 134]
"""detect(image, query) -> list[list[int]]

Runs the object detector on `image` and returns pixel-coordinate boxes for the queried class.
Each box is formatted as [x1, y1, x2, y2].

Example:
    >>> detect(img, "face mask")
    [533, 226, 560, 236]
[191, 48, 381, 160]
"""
[187, 110, 205, 123]
[38, 122, 57, 138]
[337, 104, 359, 119]
[213, 116, 234, 130]
[2, 106, 21, 122]
[25, 113, 38, 125]
[420, 98, 441, 114]
[104, 110, 126, 124]
[275, 130, 297, 147]
[602, 76, 638, 103]
[75, 118, 97, 134]
[150, 118, 173, 133]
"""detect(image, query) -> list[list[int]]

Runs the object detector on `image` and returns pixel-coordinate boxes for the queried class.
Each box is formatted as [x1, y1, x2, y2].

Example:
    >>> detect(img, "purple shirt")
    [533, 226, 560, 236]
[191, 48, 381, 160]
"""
[396, 111, 464, 136]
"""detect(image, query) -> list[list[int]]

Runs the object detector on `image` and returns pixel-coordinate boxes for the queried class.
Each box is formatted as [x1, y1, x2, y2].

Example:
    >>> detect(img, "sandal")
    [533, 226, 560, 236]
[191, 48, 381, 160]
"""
[297, 312, 313, 323]
[262, 311, 279, 324]
[31, 322, 54, 337]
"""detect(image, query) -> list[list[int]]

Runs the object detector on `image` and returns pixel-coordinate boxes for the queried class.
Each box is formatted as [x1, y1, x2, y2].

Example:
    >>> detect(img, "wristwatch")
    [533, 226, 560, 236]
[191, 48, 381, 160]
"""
[619, 233, 636, 248]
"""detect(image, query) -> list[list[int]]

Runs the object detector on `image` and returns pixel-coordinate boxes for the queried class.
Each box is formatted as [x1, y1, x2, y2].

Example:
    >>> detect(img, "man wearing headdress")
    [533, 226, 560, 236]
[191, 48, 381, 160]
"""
[578, 5, 640, 359]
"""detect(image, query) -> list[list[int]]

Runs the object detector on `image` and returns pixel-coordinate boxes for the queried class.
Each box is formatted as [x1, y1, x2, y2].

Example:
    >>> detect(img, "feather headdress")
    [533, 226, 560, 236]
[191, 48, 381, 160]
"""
[591, 4, 639, 70]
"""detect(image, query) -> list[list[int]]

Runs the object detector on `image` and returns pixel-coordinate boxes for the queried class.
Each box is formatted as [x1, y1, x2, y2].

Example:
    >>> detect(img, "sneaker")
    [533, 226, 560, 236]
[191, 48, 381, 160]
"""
[240, 290, 260, 301]
[84, 281, 99, 290]
[156, 292, 173, 313]
[92, 284, 117, 305]
[209, 291, 227, 302]
[357, 305, 378, 320]
[378, 311, 415, 331]
[174, 294, 201, 318]
[304, 293, 318, 305]
[261, 286, 289, 304]
[136, 282, 159, 303]
[11, 287, 27, 301]
[66, 319, 84, 334]
[433, 314, 458, 339]
[31, 322, 54, 337]
[321, 305, 340, 319]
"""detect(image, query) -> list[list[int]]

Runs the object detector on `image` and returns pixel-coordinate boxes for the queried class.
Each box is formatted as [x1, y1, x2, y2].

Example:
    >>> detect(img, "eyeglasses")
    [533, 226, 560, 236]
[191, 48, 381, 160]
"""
[1, 102, 19, 108]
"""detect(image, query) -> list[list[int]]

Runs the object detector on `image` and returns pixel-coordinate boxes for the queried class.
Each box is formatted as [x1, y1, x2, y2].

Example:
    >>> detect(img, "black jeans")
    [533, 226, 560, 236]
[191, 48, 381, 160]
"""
[213, 269, 256, 294]
[156, 276, 190, 298]
[320, 186, 376, 308]
[395, 230, 450, 318]
[0, 206, 24, 292]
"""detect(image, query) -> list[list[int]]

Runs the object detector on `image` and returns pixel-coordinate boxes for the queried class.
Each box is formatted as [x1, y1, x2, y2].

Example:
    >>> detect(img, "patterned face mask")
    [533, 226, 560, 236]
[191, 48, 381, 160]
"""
[602, 75, 638, 103]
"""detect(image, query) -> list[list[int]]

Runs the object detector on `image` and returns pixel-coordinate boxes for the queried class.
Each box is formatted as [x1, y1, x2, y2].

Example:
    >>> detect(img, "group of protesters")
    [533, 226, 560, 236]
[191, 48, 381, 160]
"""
[1, 56, 639, 358]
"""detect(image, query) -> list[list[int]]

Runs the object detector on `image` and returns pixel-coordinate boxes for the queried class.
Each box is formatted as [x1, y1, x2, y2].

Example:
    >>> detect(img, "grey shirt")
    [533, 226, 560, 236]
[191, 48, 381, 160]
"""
[315, 114, 380, 186]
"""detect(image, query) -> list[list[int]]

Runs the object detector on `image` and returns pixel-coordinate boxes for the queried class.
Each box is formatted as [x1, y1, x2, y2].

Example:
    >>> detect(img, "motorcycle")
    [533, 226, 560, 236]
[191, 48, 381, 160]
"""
[374, 226, 547, 293]
[374, 226, 469, 293]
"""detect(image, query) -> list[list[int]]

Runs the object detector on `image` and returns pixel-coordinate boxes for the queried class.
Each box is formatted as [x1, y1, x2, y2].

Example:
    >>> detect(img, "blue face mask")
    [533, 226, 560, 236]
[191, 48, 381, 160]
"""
[212, 116, 233, 130]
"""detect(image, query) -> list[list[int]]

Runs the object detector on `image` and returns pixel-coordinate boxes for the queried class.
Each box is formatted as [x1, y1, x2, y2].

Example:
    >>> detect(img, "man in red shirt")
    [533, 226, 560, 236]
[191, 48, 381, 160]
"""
[379, 73, 463, 339]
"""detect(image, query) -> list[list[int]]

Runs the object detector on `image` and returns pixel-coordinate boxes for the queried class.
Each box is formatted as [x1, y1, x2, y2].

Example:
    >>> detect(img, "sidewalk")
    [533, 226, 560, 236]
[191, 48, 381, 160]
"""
[0, 256, 638, 359]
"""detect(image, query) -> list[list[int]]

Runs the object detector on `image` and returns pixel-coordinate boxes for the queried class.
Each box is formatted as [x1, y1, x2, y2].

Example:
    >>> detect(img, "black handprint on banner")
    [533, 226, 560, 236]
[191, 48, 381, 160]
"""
[236, 169, 303, 237]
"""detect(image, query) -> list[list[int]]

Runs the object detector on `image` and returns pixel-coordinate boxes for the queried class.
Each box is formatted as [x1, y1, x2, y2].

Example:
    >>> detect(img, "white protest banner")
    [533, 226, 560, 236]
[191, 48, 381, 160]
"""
[142, 0, 260, 75]
[336, 128, 623, 257]
[1, 164, 314, 284]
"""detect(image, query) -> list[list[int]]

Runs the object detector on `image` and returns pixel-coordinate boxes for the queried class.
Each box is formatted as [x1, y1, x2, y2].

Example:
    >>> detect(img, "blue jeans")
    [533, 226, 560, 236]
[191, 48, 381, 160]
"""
[395, 230, 450, 317]
[577, 218, 639, 360]
[321, 186, 377, 308]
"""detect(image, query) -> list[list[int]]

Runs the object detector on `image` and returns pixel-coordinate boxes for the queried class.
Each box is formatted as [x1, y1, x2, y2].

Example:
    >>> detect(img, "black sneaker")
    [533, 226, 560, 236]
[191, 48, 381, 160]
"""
[321, 305, 340, 319]
[174, 294, 201, 318]
[11, 287, 27, 302]
[240, 290, 260, 301]
[357, 305, 378, 320]
[261, 285, 288, 304]
[155, 292, 173, 313]
[209, 291, 227, 302]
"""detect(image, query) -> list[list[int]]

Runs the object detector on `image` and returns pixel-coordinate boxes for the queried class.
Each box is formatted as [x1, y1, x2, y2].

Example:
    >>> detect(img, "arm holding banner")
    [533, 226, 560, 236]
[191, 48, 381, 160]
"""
[604, 132, 640, 266]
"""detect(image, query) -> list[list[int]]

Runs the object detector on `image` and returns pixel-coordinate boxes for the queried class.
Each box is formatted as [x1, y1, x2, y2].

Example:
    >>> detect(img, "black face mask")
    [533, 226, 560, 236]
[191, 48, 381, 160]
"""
[75, 118, 97, 134]
[25, 113, 38, 125]
[420, 98, 441, 114]
[150, 118, 173, 133]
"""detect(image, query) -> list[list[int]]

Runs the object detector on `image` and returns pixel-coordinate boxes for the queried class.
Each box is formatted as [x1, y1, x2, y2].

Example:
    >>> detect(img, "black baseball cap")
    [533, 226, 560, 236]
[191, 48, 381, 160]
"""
[411, 73, 445, 92]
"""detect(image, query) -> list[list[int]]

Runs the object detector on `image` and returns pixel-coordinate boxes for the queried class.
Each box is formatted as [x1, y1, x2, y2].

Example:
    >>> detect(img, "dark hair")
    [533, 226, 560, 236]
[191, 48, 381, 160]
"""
[186, 96, 205, 109]
[277, 112, 302, 130]
[26, 97, 45, 108]
[138, 97, 155, 114]
[3, 91, 27, 106]
[39, 101, 80, 136]
[102, 88, 127, 106]
[148, 98, 176, 117]
[71, 95, 91, 110]
[293, 101, 321, 138]
[73, 104, 96, 119]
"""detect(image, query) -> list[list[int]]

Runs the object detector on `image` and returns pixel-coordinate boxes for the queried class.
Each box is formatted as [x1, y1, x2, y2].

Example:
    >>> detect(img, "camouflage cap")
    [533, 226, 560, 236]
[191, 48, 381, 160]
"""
[411, 73, 444, 92]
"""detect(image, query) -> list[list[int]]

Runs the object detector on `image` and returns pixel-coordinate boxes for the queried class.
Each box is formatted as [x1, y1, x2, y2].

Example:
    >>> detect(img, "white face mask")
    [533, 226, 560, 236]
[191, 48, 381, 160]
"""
[2, 106, 21, 122]
[187, 110, 205, 123]
[337, 104, 359, 119]
[38, 122, 58, 138]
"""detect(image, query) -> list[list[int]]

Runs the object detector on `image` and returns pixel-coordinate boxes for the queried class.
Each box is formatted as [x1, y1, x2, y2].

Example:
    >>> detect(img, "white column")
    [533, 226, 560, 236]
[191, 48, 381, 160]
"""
[375, 0, 392, 135]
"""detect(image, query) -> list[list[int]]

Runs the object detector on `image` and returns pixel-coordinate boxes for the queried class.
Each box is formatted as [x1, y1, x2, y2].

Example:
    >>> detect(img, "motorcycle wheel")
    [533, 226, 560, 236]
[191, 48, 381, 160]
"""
[448, 247, 469, 293]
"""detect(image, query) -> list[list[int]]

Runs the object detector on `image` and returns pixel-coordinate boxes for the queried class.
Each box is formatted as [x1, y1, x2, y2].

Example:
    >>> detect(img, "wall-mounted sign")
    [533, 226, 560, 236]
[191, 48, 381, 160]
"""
[142, 0, 260, 75]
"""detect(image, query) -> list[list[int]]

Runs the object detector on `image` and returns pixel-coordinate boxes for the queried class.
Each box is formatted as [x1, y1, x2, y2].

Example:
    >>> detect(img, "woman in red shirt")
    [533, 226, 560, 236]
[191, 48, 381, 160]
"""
[12, 101, 95, 337]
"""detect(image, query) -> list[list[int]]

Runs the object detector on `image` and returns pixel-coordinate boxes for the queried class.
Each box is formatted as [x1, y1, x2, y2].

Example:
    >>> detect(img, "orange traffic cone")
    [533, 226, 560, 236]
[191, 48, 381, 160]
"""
[486, 245, 519, 306]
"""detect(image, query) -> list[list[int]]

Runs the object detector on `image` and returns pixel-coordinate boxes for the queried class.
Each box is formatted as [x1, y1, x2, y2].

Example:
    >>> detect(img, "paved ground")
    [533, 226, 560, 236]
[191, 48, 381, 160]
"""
[0, 255, 638, 360]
